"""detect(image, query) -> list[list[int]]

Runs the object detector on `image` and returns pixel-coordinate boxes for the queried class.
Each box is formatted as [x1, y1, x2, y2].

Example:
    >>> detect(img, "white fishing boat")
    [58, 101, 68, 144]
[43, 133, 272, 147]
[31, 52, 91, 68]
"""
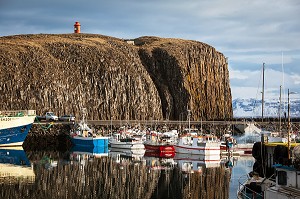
[237, 153, 300, 199]
[175, 110, 221, 156]
[109, 133, 145, 150]
[174, 134, 221, 156]
[237, 126, 300, 199]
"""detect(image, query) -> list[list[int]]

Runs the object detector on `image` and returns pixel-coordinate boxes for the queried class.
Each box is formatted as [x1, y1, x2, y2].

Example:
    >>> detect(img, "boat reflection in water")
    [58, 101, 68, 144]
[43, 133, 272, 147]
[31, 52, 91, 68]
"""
[70, 145, 109, 161]
[109, 147, 146, 164]
[0, 146, 231, 199]
[173, 153, 230, 199]
[174, 153, 222, 173]
[0, 147, 35, 184]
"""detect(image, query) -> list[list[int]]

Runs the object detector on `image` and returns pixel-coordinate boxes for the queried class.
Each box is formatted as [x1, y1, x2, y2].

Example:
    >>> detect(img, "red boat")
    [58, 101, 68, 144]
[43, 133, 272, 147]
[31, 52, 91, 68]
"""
[144, 143, 175, 152]
[144, 131, 176, 154]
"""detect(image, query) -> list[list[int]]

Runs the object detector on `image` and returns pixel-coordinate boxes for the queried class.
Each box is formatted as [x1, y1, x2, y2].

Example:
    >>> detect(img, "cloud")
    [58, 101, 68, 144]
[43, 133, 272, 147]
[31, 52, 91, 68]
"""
[0, 0, 299, 101]
[291, 73, 300, 85]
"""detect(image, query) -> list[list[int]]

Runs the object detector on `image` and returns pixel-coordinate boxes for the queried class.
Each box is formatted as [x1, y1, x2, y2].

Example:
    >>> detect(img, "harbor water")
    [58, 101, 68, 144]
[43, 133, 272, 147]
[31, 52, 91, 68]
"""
[0, 145, 255, 199]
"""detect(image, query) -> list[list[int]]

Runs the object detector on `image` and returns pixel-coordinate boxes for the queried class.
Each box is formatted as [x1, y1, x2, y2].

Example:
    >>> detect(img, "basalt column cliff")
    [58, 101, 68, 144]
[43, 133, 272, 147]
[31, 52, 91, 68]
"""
[0, 34, 232, 120]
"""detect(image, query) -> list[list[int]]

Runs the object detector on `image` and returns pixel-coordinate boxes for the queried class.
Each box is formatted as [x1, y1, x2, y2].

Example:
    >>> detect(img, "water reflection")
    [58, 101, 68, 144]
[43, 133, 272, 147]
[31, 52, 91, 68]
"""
[0, 147, 35, 184]
[0, 147, 232, 199]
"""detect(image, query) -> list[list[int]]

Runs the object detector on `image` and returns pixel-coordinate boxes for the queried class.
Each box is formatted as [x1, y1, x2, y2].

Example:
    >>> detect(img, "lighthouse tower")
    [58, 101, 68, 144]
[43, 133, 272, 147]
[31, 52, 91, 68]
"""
[74, 22, 81, 33]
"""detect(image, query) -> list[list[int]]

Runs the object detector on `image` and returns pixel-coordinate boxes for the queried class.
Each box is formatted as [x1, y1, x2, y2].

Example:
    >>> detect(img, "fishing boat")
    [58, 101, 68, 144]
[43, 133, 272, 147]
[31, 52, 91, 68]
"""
[143, 130, 176, 153]
[174, 134, 221, 156]
[70, 109, 109, 147]
[237, 145, 300, 199]
[175, 109, 221, 156]
[109, 133, 145, 150]
[237, 92, 300, 199]
[0, 110, 36, 147]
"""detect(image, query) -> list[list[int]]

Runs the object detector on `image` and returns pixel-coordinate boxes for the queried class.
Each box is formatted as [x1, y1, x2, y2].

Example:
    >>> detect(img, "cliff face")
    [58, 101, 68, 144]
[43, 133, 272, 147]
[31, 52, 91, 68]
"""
[0, 34, 232, 120]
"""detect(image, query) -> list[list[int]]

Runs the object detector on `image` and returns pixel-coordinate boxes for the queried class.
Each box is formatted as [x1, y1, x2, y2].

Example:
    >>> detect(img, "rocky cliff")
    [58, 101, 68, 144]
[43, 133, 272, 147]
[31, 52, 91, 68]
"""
[0, 34, 232, 120]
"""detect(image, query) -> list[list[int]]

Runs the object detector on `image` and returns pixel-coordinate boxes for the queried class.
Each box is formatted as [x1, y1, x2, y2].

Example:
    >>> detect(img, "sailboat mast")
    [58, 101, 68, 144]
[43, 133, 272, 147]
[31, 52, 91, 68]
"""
[279, 85, 282, 135]
[262, 63, 265, 122]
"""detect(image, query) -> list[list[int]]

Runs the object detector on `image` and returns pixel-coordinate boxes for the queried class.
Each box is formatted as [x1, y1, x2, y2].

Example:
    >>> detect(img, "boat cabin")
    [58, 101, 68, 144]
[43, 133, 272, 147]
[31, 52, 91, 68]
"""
[264, 165, 300, 199]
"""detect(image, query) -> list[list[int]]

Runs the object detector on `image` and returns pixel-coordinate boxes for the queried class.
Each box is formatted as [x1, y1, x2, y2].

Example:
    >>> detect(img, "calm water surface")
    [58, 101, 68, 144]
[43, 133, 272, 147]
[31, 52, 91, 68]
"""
[0, 147, 253, 199]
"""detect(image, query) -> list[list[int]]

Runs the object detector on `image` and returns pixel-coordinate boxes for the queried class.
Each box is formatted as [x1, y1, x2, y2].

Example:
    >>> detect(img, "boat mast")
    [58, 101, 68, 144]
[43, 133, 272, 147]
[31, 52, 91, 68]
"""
[288, 89, 291, 160]
[262, 63, 265, 123]
[279, 85, 282, 135]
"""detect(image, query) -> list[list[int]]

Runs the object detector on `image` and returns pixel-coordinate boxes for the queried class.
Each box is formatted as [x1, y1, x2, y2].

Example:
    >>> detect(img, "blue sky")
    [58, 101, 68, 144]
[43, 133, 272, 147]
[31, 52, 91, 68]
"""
[1, 0, 300, 101]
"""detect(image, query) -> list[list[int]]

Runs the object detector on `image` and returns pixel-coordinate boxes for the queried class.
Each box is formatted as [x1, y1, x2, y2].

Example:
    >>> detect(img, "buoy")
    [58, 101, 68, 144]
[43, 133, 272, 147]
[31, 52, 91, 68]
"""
[74, 22, 81, 33]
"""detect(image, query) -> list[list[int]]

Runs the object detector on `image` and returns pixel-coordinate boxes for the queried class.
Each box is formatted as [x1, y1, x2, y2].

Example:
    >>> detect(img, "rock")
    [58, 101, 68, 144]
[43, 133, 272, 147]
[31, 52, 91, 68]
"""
[0, 34, 232, 120]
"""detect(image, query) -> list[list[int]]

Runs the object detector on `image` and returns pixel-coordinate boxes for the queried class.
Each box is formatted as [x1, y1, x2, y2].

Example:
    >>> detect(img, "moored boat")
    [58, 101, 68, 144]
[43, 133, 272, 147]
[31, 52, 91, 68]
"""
[70, 109, 109, 147]
[174, 134, 221, 156]
[143, 131, 176, 153]
[237, 141, 300, 198]
[70, 122, 109, 147]
[0, 110, 36, 147]
[109, 133, 145, 150]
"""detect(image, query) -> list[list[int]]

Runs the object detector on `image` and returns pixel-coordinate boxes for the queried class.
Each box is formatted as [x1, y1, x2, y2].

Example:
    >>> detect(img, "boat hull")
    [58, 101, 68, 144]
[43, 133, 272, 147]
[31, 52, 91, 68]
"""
[0, 113, 35, 147]
[144, 143, 175, 152]
[71, 136, 109, 147]
[110, 141, 145, 150]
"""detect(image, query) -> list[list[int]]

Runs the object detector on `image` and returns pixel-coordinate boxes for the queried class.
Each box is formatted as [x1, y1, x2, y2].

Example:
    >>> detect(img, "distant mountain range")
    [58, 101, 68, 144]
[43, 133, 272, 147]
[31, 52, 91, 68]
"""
[233, 98, 300, 118]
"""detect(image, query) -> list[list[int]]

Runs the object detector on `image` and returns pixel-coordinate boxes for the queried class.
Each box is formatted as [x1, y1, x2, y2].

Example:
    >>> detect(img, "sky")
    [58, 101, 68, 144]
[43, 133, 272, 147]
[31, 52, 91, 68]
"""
[1, 0, 300, 101]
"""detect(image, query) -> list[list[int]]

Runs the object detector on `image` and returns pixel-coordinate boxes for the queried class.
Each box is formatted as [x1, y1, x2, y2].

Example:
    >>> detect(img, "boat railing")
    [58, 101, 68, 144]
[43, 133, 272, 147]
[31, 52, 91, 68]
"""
[237, 174, 264, 199]
[0, 110, 36, 117]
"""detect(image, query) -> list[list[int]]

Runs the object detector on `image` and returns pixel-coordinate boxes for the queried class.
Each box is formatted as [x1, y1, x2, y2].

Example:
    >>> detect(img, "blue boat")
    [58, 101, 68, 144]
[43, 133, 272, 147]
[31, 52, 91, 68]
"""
[0, 110, 36, 147]
[70, 108, 109, 147]
[70, 135, 110, 147]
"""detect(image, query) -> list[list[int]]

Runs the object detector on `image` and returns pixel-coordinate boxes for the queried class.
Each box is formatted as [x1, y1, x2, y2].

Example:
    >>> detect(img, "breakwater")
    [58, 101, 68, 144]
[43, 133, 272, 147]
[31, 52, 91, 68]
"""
[23, 124, 72, 151]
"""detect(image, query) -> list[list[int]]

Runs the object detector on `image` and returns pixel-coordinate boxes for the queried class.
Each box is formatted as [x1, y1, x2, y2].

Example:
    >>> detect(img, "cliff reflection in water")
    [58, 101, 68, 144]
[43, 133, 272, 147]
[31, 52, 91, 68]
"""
[0, 148, 230, 199]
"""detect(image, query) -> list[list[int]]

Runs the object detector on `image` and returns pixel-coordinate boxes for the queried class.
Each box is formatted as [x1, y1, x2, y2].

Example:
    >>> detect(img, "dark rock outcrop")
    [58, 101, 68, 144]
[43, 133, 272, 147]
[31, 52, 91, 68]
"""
[0, 34, 232, 120]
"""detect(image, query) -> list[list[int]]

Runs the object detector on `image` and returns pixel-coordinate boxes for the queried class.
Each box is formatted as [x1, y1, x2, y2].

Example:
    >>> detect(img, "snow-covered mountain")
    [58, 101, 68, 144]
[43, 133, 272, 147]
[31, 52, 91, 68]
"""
[233, 98, 300, 118]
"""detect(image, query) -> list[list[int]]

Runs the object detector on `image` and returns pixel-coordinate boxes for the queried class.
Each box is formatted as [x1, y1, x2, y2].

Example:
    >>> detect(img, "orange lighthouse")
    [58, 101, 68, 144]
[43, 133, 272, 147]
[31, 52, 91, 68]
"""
[74, 22, 81, 33]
